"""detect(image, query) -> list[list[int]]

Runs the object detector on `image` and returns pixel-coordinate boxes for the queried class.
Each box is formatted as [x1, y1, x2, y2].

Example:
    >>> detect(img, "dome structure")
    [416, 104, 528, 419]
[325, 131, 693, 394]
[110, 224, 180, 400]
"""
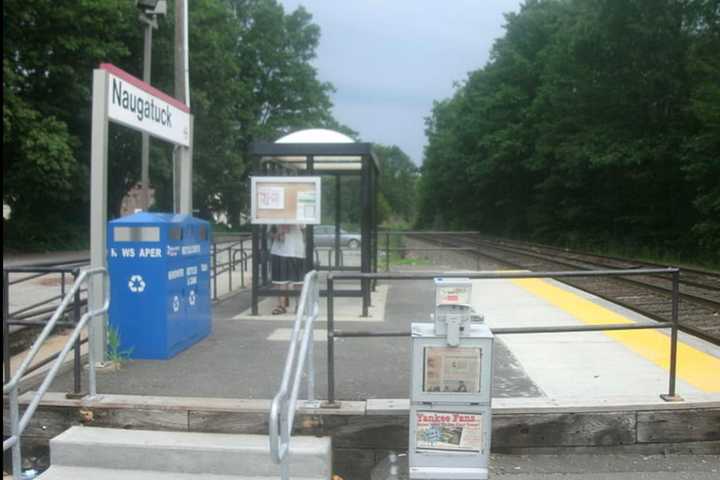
[267, 128, 361, 171]
[275, 128, 354, 144]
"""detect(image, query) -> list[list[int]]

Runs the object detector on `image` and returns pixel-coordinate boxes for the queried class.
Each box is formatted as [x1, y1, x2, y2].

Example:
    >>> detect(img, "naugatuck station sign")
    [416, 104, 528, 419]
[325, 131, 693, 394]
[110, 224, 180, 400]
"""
[102, 63, 190, 147]
[87, 63, 193, 364]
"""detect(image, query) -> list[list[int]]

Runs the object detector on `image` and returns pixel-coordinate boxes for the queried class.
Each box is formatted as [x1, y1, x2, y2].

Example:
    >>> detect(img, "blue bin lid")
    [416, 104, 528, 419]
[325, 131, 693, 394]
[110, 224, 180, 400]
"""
[109, 212, 210, 228]
[109, 212, 176, 225]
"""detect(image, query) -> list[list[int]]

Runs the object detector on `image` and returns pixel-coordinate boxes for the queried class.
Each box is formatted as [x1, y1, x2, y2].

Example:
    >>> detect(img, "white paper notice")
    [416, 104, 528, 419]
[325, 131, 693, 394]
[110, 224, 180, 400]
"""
[257, 186, 285, 210]
[296, 191, 317, 222]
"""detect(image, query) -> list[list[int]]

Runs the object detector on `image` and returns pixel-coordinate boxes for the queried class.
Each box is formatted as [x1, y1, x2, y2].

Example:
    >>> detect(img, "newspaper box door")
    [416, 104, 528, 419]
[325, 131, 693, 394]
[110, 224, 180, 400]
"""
[409, 322, 494, 479]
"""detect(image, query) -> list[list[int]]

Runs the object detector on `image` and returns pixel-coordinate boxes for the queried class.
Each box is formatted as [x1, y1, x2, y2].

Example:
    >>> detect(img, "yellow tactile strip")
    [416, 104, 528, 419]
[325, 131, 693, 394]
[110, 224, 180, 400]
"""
[511, 278, 720, 393]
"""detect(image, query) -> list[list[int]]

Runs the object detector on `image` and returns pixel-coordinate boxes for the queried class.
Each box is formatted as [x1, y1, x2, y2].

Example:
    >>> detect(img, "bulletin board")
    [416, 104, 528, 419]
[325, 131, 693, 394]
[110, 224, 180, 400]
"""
[250, 176, 322, 224]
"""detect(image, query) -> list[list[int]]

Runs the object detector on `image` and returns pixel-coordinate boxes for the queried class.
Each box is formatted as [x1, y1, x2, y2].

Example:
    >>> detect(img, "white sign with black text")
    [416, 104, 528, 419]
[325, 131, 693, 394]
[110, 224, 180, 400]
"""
[104, 64, 190, 147]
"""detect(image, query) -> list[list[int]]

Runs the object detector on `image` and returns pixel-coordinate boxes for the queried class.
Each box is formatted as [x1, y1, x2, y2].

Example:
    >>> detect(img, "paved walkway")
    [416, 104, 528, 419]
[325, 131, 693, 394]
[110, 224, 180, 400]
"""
[373, 453, 720, 479]
[491, 452, 720, 479]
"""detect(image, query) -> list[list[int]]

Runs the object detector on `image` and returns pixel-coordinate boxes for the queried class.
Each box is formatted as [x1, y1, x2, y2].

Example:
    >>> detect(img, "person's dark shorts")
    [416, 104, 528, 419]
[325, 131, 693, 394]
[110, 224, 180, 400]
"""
[271, 255, 304, 283]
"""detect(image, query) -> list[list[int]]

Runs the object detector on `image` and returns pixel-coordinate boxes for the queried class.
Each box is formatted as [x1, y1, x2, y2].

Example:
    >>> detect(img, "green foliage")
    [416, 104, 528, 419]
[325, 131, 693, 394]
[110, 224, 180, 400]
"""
[3, 0, 138, 249]
[317, 143, 416, 229]
[3, 0, 338, 249]
[106, 324, 133, 368]
[418, 0, 720, 266]
[374, 144, 419, 223]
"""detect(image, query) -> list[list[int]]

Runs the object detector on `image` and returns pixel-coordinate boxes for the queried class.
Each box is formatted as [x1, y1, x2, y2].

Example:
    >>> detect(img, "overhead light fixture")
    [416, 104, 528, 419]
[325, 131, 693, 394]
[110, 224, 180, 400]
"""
[136, 0, 166, 16]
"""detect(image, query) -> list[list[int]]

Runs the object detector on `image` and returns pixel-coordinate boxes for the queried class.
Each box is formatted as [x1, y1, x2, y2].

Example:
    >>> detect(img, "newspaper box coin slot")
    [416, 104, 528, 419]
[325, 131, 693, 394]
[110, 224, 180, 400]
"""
[409, 278, 494, 480]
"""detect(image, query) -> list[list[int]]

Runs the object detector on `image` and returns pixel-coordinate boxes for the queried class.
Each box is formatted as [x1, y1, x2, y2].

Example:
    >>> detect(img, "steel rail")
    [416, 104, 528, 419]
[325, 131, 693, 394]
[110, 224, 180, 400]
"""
[269, 270, 320, 480]
[3, 268, 109, 480]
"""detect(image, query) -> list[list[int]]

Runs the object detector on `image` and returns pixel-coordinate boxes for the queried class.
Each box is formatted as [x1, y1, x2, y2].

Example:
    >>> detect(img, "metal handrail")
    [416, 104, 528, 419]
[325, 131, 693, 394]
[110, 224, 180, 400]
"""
[324, 268, 682, 405]
[3, 267, 109, 480]
[210, 240, 250, 299]
[269, 270, 320, 480]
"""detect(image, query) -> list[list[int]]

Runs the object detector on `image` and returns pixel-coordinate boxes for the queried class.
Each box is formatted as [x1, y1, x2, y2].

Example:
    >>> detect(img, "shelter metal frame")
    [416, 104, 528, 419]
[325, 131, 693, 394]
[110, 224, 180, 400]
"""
[249, 141, 380, 316]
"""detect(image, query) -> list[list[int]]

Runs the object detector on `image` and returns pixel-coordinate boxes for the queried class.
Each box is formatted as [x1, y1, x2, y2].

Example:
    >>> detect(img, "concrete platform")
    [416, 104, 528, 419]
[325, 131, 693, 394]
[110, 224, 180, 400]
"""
[473, 276, 720, 403]
[10, 262, 720, 478]
[41, 265, 720, 403]
[44, 268, 542, 399]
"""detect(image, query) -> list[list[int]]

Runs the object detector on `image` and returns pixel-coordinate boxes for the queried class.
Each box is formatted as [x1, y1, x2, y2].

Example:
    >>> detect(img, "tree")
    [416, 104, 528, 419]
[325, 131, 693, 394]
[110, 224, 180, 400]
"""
[682, 0, 720, 258]
[374, 144, 419, 223]
[3, 0, 342, 248]
[417, 0, 719, 264]
[3, 0, 140, 248]
[149, 0, 338, 226]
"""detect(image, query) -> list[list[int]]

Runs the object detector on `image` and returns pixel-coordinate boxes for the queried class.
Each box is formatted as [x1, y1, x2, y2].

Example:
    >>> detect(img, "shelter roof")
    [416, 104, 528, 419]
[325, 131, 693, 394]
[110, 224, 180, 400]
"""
[250, 128, 379, 173]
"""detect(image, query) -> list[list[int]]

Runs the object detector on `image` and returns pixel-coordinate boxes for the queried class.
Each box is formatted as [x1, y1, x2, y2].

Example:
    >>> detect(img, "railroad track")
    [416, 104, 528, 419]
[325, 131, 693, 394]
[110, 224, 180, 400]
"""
[409, 233, 720, 345]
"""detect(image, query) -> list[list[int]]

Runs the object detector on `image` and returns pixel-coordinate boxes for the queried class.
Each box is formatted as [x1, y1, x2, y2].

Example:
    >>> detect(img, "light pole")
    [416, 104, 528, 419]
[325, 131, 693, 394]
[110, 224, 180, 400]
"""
[136, 0, 166, 210]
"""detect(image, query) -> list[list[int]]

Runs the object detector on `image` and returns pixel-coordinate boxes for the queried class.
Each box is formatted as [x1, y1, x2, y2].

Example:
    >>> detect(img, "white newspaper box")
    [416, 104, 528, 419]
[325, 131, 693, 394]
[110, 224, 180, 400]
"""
[409, 279, 494, 480]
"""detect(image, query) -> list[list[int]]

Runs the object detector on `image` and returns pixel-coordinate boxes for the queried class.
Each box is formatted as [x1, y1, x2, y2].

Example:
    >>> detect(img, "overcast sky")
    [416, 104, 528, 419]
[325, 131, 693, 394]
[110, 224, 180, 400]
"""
[279, 0, 524, 165]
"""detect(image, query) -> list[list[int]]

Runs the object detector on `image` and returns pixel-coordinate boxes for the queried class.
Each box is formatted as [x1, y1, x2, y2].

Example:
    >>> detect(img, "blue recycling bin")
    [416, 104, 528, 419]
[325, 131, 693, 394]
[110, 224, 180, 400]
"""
[107, 212, 212, 359]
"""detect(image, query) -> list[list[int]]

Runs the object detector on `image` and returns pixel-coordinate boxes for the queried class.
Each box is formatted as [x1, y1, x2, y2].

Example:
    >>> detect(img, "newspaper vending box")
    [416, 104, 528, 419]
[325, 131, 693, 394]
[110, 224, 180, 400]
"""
[409, 278, 493, 479]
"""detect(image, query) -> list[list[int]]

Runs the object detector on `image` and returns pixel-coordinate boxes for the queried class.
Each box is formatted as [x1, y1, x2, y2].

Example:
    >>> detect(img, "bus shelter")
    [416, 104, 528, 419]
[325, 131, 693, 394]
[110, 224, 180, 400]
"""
[249, 129, 380, 316]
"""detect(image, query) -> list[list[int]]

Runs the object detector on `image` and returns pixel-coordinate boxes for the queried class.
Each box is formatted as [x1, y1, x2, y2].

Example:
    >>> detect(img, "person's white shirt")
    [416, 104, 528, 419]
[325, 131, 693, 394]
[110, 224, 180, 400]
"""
[270, 225, 305, 258]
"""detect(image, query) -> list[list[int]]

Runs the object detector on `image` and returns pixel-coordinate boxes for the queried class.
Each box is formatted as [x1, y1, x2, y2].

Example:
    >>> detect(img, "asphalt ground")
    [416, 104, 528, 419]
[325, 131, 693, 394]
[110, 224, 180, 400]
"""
[371, 453, 720, 480]
[46, 266, 542, 400]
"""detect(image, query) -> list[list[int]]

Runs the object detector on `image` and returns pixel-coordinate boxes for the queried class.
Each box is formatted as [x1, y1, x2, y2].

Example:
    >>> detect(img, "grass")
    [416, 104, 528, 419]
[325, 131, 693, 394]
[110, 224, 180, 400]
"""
[106, 325, 133, 369]
[391, 257, 432, 267]
[378, 230, 435, 269]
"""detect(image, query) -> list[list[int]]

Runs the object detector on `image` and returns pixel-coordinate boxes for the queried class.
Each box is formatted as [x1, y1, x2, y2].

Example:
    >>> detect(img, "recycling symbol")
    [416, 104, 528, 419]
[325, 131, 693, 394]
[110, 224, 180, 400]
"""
[188, 289, 196, 306]
[172, 295, 180, 313]
[128, 275, 146, 293]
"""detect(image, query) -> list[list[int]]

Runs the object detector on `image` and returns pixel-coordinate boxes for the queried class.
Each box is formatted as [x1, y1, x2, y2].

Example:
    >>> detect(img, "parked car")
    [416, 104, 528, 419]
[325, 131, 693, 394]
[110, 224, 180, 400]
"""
[313, 225, 361, 249]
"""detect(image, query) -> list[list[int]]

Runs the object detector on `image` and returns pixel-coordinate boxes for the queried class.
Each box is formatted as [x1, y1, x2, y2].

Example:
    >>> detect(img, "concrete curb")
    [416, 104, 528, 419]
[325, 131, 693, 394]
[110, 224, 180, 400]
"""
[5, 391, 719, 479]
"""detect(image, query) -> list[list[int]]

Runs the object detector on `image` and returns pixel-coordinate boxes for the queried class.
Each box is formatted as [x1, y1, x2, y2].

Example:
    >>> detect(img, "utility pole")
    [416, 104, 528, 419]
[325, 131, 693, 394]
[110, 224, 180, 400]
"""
[140, 15, 154, 210]
[174, 0, 193, 214]
[175, 0, 188, 104]
[137, 1, 166, 210]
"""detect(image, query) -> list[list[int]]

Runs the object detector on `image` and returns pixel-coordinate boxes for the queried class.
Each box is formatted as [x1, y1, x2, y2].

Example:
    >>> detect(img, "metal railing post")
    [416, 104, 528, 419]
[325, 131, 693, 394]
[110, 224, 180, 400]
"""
[228, 247, 233, 294]
[307, 279, 317, 401]
[10, 386, 21, 478]
[60, 271, 66, 305]
[385, 232, 390, 272]
[241, 249, 247, 289]
[242, 239, 249, 271]
[72, 270, 82, 395]
[212, 243, 218, 301]
[3, 271, 10, 383]
[662, 269, 683, 402]
[326, 276, 336, 405]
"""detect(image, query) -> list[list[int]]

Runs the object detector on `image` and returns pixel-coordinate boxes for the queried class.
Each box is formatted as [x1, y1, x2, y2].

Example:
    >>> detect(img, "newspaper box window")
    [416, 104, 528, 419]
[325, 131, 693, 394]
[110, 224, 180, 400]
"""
[409, 278, 494, 479]
[249, 129, 380, 316]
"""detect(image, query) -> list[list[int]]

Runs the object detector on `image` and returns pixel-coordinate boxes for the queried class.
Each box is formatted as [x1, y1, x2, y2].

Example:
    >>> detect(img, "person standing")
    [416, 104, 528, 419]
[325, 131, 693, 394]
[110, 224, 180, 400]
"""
[270, 224, 306, 314]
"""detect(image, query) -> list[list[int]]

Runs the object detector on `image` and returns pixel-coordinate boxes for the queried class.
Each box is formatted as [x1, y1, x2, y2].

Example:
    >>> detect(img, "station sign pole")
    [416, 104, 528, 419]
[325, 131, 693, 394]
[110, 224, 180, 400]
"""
[88, 69, 110, 364]
[89, 63, 192, 363]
